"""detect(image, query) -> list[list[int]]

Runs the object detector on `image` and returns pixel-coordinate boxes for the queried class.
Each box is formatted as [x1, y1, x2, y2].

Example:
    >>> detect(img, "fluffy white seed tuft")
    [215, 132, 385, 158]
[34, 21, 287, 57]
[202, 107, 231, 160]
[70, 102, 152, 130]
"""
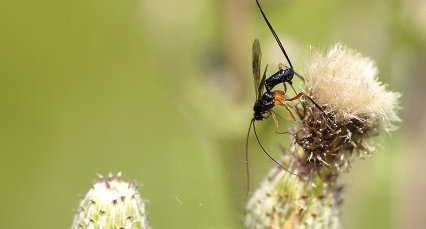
[306, 43, 400, 130]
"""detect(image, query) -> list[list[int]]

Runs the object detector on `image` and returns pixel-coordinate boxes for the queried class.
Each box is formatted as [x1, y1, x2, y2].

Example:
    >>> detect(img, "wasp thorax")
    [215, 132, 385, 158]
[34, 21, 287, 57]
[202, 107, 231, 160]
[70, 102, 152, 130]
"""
[253, 92, 274, 120]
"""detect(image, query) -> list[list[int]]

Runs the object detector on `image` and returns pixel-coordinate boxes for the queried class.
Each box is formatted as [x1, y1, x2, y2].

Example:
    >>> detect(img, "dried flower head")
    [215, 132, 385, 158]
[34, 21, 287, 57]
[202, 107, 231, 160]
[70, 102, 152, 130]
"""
[294, 43, 400, 173]
[72, 173, 150, 229]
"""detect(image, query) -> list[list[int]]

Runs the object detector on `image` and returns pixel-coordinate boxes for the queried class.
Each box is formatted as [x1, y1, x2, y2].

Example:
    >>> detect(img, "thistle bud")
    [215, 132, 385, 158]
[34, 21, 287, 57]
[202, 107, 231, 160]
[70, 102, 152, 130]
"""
[244, 152, 343, 229]
[72, 173, 150, 229]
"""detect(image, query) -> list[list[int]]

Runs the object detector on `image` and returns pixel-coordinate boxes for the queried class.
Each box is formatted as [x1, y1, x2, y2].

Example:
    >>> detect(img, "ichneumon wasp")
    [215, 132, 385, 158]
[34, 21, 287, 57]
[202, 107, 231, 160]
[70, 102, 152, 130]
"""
[245, 0, 325, 192]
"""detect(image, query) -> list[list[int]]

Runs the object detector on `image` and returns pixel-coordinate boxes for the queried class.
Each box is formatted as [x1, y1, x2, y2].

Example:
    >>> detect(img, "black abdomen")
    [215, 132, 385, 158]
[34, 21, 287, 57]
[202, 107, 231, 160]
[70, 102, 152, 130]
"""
[265, 68, 294, 91]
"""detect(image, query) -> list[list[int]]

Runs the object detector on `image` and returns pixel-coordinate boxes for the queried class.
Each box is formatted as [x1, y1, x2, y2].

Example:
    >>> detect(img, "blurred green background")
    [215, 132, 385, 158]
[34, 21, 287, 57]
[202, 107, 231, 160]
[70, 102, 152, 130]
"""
[1, 0, 425, 228]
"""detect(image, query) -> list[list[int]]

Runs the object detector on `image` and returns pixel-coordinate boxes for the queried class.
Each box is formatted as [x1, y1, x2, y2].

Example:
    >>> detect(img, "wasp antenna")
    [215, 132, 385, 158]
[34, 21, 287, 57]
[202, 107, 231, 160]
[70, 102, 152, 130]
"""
[255, 0, 293, 69]
[252, 120, 297, 175]
[245, 118, 255, 197]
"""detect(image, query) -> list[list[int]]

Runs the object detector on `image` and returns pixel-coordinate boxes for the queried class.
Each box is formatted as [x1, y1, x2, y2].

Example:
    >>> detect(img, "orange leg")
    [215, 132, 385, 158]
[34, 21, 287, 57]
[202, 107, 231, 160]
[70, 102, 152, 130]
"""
[273, 91, 303, 123]
[276, 102, 297, 122]
[288, 92, 326, 115]
[275, 102, 309, 130]
[270, 111, 296, 137]
[288, 92, 334, 129]
[284, 92, 304, 102]
[279, 99, 327, 136]
[270, 110, 279, 133]
[273, 90, 304, 104]
[284, 92, 317, 115]
[270, 111, 288, 134]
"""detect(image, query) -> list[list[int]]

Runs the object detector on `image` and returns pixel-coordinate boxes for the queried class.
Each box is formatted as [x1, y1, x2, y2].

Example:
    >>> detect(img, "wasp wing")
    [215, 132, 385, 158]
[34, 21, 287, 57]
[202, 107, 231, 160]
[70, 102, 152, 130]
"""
[259, 64, 268, 97]
[252, 39, 263, 99]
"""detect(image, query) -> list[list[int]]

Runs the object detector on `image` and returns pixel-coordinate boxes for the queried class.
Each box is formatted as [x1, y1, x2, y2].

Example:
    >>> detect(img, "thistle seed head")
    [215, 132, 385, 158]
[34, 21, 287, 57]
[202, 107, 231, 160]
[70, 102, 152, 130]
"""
[294, 43, 400, 174]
